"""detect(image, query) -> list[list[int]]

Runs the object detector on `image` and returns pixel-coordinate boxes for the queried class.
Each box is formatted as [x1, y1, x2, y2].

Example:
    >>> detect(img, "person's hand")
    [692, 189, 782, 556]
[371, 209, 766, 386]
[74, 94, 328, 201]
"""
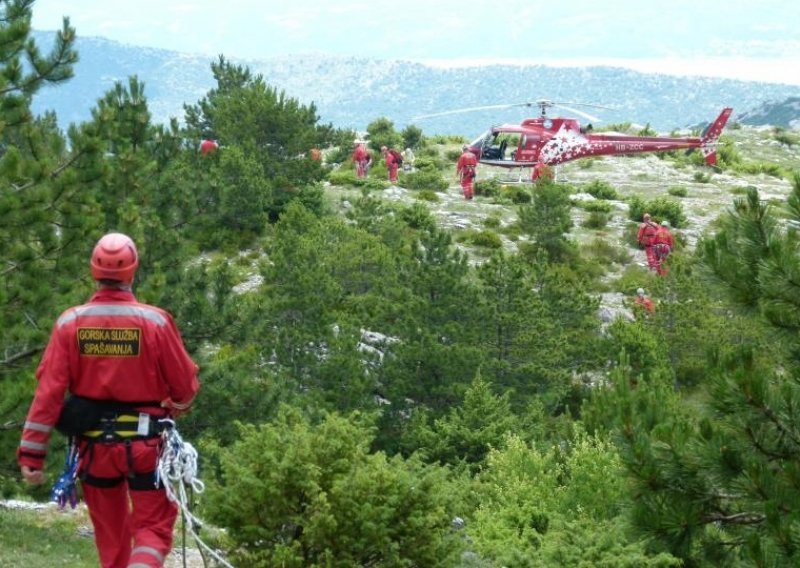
[161, 397, 191, 418]
[21, 465, 45, 485]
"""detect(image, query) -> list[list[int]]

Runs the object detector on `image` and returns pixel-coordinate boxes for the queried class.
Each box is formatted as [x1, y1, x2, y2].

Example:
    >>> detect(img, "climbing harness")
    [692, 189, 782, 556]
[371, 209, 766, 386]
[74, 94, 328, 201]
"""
[156, 419, 234, 568]
[51, 438, 80, 509]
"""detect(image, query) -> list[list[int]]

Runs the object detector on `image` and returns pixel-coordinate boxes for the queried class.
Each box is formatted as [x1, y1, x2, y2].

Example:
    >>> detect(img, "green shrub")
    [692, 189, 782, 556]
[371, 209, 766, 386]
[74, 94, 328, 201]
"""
[205, 409, 461, 567]
[773, 130, 798, 147]
[402, 169, 449, 191]
[483, 215, 502, 229]
[445, 149, 462, 162]
[583, 179, 620, 200]
[413, 155, 443, 171]
[327, 168, 359, 186]
[622, 222, 641, 248]
[613, 264, 653, 293]
[577, 158, 597, 169]
[499, 222, 522, 241]
[583, 238, 630, 265]
[475, 178, 502, 198]
[415, 189, 440, 202]
[627, 195, 687, 228]
[469, 229, 503, 249]
[501, 185, 532, 204]
[693, 171, 712, 183]
[735, 161, 784, 178]
[667, 186, 688, 197]
[578, 200, 613, 213]
[582, 211, 610, 229]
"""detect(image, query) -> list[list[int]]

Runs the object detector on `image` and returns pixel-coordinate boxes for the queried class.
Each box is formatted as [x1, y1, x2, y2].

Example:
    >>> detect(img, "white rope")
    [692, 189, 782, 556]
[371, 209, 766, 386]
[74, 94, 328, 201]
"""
[157, 419, 235, 568]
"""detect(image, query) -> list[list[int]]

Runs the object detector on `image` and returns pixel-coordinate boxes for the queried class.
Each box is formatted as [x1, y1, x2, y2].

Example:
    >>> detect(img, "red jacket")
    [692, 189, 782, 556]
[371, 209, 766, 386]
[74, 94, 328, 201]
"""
[456, 151, 478, 178]
[353, 145, 369, 162]
[635, 295, 655, 313]
[653, 226, 674, 248]
[18, 288, 199, 470]
[637, 221, 658, 246]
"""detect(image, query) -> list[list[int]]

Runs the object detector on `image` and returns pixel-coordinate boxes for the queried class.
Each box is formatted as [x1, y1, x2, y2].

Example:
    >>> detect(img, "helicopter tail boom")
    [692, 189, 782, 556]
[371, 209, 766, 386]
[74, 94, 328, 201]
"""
[699, 107, 733, 166]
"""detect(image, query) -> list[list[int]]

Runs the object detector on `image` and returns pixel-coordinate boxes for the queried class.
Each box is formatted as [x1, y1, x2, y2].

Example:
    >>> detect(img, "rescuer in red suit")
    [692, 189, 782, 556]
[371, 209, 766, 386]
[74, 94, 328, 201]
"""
[18, 232, 199, 568]
[456, 145, 478, 200]
[636, 213, 659, 270]
[382, 145, 400, 184]
[352, 141, 371, 178]
[532, 161, 554, 182]
[634, 287, 655, 314]
[652, 220, 675, 276]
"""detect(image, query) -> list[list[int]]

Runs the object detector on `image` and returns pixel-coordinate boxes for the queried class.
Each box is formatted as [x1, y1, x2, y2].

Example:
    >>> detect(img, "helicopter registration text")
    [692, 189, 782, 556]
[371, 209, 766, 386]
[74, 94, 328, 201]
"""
[613, 143, 645, 151]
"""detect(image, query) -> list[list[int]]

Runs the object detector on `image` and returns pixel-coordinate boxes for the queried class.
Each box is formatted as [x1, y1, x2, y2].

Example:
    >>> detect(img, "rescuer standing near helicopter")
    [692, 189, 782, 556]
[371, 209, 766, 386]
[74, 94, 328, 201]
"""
[456, 144, 478, 200]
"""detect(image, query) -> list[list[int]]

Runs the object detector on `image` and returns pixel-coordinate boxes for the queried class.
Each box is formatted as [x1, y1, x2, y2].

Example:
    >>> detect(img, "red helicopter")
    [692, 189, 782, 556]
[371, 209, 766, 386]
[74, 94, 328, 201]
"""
[415, 100, 733, 180]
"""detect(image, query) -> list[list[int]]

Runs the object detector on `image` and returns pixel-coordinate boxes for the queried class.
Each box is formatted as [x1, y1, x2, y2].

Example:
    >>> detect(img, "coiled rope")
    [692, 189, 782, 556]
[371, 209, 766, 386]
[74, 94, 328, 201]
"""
[156, 419, 234, 568]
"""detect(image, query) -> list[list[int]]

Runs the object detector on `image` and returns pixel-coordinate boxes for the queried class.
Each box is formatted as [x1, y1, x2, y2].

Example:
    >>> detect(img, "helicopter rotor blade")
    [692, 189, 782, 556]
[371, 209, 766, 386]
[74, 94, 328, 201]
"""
[553, 104, 603, 123]
[412, 99, 613, 122]
[412, 103, 526, 121]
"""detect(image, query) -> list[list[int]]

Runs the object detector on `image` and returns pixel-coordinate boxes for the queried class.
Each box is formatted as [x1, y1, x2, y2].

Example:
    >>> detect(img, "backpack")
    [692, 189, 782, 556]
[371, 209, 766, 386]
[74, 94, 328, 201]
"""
[390, 149, 403, 166]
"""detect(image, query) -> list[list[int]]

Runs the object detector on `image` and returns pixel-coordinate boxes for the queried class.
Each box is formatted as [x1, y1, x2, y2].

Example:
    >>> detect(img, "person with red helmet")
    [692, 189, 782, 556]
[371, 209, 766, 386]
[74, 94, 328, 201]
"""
[636, 213, 659, 270]
[18, 232, 199, 568]
[456, 145, 478, 200]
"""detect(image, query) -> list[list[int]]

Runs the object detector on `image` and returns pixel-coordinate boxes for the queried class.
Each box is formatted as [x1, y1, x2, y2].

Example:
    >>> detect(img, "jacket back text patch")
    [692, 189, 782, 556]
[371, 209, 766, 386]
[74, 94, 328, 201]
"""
[78, 328, 141, 357]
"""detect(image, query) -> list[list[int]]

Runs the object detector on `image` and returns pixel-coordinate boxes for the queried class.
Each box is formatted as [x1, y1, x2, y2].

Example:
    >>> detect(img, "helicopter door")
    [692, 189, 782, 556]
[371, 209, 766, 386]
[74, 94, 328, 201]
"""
[516, 133, 540, 162]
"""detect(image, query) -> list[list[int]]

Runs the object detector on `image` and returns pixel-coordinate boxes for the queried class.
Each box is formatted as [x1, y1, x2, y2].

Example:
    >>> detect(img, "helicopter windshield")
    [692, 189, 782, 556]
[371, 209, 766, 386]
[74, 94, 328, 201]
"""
[470, 131, 492, 148]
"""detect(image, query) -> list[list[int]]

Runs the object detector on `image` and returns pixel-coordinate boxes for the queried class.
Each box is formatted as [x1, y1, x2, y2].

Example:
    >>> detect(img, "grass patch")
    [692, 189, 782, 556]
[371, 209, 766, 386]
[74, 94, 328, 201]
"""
[0, 505, 98, 567]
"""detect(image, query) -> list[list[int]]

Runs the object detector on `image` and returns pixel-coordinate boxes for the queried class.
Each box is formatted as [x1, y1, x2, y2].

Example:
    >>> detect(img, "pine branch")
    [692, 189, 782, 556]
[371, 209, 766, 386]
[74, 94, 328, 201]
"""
[704, 511, 765, 525]
[1, 345, 42, 367]
[11, 147, 86, 192]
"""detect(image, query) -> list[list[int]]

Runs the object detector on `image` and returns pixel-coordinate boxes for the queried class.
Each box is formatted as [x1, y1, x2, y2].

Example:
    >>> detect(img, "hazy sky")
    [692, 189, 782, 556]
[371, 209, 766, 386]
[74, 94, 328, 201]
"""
[32, 0, 800, 85]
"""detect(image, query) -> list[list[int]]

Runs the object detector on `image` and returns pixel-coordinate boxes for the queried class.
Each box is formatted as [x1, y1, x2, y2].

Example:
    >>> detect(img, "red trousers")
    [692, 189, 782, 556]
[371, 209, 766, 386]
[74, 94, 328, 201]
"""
[644, 245, 656, 269]
[460, 176, 474, 199]
[388, 163, 399, 183]
[80, 439, 177, 567]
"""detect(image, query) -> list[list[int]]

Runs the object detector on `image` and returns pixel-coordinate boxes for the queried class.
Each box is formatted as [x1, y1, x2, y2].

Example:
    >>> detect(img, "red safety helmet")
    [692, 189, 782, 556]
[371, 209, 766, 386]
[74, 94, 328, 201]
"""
[90, 233, 139, 283]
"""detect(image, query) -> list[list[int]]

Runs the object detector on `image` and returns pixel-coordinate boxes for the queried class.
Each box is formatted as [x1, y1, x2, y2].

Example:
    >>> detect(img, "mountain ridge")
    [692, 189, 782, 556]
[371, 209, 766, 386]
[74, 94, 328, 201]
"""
[31, 31, 800, 137]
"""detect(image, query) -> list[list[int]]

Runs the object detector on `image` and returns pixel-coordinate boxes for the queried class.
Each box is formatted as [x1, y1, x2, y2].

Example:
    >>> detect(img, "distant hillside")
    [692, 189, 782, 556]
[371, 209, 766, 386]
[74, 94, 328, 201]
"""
[738, 96, 800, 129]
[31, 31, 800, 137]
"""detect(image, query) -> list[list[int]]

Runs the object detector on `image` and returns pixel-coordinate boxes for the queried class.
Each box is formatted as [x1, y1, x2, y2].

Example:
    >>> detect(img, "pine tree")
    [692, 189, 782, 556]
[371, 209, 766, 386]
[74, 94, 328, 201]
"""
[0, 3, 109, 485]
[601, 180, 800, 565]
